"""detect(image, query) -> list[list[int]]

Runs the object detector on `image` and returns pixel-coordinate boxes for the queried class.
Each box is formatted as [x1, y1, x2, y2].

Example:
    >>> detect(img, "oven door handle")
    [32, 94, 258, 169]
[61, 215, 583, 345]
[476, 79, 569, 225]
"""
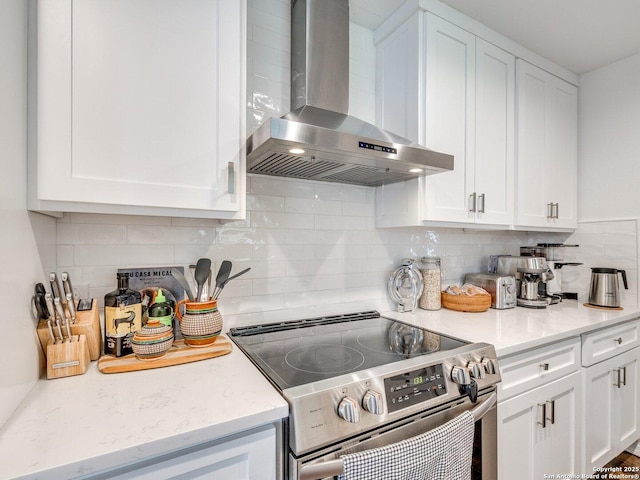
[299, 393, 497, 480]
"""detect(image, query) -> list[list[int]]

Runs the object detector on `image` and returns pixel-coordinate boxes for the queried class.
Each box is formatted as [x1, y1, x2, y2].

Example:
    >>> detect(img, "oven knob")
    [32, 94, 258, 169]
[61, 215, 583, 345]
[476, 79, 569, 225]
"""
[451, 365, 472, 385]
[337, 397, 360, 423]
[468, 361, 486, 379]
[481, 357, 498, 375]
[362, 390, 384, 415]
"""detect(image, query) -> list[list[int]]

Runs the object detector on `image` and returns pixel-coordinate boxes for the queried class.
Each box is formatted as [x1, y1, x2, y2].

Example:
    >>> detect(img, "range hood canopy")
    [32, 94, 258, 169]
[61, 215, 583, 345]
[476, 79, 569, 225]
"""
[246, 0, 454, 187]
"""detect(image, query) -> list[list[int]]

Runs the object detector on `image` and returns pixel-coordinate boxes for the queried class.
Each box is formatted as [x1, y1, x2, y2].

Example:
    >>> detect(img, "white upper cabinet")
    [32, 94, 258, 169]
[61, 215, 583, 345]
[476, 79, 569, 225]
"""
[515, 60, 577, 229]
[375, 12, 515, 228]
[29, 0, 246, 219]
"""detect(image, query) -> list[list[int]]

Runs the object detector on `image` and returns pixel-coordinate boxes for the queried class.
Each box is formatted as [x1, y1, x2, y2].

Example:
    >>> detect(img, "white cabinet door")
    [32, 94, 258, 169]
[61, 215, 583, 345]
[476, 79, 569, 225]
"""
[474, 39, 515, 226]
[30, 0, 245, 219]
[375, 14, 515, 228]
[422, 13, 476, 223]
[547, 75, 578, 228]
[583, 347, 640, 471]
[515, 60, 577, 229]
[498, 371, 582, 480]
[90, 425, 276, 480]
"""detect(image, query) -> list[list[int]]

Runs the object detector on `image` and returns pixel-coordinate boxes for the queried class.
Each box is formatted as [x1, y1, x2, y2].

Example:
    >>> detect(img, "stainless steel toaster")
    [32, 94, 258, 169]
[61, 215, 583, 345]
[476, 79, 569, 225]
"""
[464, 273, 517, 309]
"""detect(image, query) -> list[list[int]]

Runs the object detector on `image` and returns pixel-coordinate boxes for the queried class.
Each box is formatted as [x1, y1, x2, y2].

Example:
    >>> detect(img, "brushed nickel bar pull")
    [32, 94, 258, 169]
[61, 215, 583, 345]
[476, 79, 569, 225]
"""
[469, 192, 477, 212]
[478, 193, 485, 213]
[622, 366, 627, 386]
[537, 403, 547, 428]
[554, 203, 559, 219]
[547, 202, 553, 219]
[615, 368, 623, 388]
[228, 162, 235, 195]
[546, 400, 555, 425]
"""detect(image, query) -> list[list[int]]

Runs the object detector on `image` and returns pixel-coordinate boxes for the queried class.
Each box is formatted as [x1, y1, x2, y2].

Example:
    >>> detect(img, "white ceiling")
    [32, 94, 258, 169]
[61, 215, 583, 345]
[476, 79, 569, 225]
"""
[350, 0, 640, 75]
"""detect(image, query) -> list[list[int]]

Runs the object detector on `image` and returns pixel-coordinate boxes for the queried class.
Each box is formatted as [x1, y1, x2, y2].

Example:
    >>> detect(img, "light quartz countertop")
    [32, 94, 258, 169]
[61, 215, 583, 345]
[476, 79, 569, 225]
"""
[2, 301, 639, 479]
[0, 340, 288, 480]
[383, 299, 640, 357]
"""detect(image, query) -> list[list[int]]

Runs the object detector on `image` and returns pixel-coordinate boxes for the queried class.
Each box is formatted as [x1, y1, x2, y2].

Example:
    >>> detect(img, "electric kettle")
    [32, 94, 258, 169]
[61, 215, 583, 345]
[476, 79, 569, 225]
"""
[588, 267, 628, 308]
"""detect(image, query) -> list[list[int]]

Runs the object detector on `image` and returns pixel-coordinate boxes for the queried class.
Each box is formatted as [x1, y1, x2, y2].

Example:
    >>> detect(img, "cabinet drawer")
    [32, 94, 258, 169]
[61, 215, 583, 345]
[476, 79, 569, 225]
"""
[498, 337, 581, 401]
[582, 319, 640, 367]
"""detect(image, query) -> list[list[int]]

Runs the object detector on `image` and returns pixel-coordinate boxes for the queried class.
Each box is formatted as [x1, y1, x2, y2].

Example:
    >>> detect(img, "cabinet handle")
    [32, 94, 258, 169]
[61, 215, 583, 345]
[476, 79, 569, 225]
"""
[554, 203, 559, 219]
[469, 192, 477, 212]
[622, 366, 627, 386]
[547, 203, 553, 219]
[228, 162, 235, 195]
[546, 400, 556, 425]
[478, 193, 485, 213]
[615, 368, 625, 388]
[540, 363, 550, 371]
[537, 403, 547, 428]
[614, 337, 623, 345]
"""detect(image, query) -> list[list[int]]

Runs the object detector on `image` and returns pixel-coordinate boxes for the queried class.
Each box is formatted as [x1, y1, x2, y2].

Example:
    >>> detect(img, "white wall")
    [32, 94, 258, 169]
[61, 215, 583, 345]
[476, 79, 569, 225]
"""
[0, 1, 57, 427]
[578, 53, 640, 221]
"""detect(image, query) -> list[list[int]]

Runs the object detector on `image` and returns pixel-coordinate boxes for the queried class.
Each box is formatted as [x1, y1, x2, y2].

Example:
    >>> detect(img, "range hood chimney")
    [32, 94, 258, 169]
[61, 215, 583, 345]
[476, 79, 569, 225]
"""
[246, 0, 454, 187]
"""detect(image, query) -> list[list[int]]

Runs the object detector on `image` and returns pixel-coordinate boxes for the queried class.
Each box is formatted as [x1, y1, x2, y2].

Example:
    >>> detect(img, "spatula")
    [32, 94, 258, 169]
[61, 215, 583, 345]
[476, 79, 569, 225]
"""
[212, 260, 232, 300]
[194, 258, 212, 302]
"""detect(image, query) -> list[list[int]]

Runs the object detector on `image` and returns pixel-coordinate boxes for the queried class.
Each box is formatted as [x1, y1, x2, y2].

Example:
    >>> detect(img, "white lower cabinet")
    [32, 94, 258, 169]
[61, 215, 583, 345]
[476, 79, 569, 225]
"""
[583, 346, 640, 471]
[85, 424, 276, 480]
[498, 371, 582, 479]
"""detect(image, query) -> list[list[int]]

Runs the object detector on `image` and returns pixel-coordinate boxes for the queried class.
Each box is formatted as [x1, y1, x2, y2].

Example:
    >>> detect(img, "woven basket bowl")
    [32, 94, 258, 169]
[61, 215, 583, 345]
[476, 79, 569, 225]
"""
[441, 292, 491, 312]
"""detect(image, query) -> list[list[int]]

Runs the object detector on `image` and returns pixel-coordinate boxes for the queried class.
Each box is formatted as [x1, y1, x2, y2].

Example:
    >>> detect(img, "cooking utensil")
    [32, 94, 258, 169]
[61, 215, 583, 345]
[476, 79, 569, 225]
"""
[54, 297, 71, 340]
[34, 283, 49, 320]
[46, 318, 56, 344]
[61, 272, 74, 300]
[49, 272, 62, 302]
[66, 292, 76, 324]
[588, 267, 628, 308]
[194, 258, 212, 302]
[213, 267, 251, 299]
[171, 267, 195, 302]
[46, 293, 63, 341]
[200, 271, 211, 302]
[212, 261, 232, 300]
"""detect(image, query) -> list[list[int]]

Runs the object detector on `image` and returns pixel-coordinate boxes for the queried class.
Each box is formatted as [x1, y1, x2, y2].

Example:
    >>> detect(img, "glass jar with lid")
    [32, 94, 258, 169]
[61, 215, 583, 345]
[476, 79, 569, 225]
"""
[419, 257, 442, 310]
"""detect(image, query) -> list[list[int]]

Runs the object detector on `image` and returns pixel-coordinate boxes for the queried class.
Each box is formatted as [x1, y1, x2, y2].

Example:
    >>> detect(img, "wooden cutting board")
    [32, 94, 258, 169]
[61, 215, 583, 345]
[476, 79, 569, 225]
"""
[97, 336, 232, 374]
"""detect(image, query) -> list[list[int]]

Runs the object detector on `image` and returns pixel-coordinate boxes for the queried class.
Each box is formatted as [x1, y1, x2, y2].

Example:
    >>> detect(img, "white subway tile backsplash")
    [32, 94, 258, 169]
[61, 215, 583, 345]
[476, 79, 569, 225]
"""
[314, 215, 367, 231]
[57, 223, 126, 245]
[285, 197, 342, 215]
[251, 211, 315, 229]
[126, 226, 216, 245]
[74, 245, 175, 267]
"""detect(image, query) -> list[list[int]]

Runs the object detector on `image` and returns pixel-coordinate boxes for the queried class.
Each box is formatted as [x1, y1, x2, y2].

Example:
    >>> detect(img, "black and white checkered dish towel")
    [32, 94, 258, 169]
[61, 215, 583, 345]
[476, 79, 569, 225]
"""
[338, 411, 475, 480]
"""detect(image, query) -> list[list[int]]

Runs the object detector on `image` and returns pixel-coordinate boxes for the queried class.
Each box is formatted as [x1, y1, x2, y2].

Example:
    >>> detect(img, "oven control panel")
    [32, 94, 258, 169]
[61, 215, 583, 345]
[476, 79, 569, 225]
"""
[383, 363, 447, 413]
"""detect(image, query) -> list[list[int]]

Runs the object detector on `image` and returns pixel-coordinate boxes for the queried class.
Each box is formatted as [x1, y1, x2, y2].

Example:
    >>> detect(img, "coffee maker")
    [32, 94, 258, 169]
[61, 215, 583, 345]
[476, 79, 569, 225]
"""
[520, 244, 582, 300]
[496, 256, 560, 308]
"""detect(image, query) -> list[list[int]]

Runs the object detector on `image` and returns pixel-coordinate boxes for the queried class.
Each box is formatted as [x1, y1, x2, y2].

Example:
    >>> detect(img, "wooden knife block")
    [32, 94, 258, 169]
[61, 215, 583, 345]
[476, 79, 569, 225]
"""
[46, 335, 90, 379]
[37, 298, 102, 361]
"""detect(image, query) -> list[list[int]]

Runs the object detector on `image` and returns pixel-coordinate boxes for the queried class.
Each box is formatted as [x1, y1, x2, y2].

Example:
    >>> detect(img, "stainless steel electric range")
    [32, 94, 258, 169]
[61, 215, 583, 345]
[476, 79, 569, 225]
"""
[229, 311, 501, 480]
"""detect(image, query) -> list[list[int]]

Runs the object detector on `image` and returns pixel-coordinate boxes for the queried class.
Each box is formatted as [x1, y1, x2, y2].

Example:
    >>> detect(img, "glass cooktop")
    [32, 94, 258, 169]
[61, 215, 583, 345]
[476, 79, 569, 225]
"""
[229, 311, 467, 391]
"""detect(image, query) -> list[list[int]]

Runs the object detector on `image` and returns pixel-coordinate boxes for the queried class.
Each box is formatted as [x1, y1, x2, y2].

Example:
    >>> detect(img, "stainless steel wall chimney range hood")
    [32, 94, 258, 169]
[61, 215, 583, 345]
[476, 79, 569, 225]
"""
[245, 0, 454, 187]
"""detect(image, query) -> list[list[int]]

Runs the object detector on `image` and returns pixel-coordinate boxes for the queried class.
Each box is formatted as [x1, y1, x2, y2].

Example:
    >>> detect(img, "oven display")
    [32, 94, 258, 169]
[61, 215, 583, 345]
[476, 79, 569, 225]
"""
[384, 364, 447, 413]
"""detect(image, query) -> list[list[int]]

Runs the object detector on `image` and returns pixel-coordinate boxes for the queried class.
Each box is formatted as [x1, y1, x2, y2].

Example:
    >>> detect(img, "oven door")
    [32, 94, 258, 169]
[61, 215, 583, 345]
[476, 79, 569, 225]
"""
[291, 389, 497, 480]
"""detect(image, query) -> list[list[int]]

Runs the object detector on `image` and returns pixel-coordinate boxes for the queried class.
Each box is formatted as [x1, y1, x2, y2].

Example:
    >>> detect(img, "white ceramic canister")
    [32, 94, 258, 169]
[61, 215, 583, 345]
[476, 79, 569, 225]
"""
[419, 257, 442, 310]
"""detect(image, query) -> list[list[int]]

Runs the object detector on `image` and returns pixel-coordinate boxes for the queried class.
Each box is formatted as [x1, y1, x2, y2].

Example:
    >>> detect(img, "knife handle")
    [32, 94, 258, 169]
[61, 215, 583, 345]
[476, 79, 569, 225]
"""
[46, 294, 63, 341]
[54, 297, 70, 341]
[61, 272, 74, 299]
[49, 272, 62, 300]
[66, 292, 76, 323]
